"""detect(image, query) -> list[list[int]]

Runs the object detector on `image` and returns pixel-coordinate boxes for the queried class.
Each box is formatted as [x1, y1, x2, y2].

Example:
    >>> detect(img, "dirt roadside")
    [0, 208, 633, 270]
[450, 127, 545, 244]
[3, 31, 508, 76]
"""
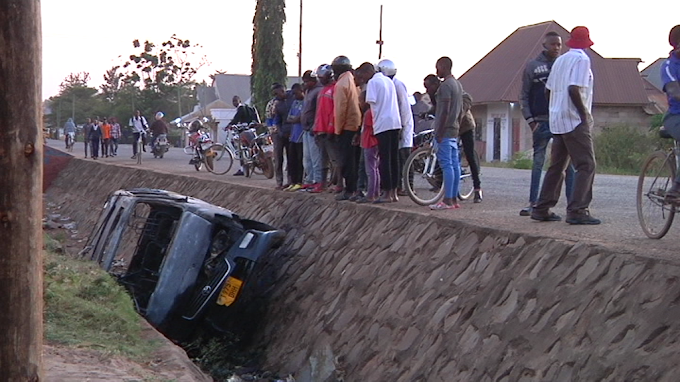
[43, 199, 213, 382]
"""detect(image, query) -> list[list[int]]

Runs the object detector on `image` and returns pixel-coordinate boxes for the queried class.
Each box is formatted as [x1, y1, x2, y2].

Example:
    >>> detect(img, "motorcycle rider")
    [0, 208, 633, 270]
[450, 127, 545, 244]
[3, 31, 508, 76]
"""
[150, 111, 169, 147]
[63, 117, 76, 149]
[228, 96, 259, 176]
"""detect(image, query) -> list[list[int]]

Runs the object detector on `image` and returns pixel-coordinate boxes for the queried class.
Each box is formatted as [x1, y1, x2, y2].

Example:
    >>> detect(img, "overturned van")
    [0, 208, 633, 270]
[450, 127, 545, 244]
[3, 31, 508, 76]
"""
[80, 188, 285, 339]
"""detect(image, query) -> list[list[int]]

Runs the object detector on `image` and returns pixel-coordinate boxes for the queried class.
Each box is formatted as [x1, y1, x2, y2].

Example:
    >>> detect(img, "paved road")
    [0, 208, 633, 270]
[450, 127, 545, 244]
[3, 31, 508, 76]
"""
[48, 139, 679, 260]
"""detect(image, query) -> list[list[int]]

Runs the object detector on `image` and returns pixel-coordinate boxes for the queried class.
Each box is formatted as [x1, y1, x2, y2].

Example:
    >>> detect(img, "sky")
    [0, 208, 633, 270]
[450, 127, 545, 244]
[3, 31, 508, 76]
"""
[42, 0, 678, 101]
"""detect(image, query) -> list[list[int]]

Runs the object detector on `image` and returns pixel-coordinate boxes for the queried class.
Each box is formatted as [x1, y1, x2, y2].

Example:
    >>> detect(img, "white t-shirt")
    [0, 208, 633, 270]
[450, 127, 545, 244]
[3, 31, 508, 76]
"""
[129, 115, 148, 133]
[545, 49, 594, 134]
[366, 72, 402, 135]
[393, 77, 414, 148]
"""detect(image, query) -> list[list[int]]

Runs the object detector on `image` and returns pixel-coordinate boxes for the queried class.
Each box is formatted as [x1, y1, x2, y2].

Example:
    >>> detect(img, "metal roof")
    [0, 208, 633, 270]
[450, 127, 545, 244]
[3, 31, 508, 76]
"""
[459, 20, 650, 106]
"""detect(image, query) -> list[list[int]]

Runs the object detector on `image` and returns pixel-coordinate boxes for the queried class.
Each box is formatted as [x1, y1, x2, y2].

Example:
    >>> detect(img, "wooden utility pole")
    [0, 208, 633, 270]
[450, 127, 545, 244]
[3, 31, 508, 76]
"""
[298, 0, 303, 80]
[376, 5, 384, 60]
[0, 1, 44, 381]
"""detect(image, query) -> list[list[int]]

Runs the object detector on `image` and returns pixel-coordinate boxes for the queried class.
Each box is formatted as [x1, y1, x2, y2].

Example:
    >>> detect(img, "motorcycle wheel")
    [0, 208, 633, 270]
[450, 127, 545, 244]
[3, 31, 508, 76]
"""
[262, 157, 274, 179]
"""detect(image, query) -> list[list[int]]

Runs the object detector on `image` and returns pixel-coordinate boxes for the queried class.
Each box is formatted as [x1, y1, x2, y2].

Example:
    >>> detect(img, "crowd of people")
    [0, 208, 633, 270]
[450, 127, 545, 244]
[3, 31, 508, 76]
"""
[60, 24, 680, 223]
[74, 116, 122, 160]
[256, 55, 483, 208]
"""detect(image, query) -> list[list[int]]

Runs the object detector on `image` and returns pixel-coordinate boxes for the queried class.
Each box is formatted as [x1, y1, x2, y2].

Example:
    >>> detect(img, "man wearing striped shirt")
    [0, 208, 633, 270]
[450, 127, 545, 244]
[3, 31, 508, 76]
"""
[531, 26, 600, 225]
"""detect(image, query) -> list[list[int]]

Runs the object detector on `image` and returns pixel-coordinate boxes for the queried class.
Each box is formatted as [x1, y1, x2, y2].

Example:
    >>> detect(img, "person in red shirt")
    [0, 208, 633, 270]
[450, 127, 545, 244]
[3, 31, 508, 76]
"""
[357, 90, 379, 203]
[311, 64, 339, 194]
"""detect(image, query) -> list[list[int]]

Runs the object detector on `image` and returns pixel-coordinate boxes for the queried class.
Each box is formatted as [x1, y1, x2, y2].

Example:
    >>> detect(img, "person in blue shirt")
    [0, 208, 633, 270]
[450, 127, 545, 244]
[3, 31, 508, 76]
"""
[662, 25, 680, 199]
[285, 83, 305, 191]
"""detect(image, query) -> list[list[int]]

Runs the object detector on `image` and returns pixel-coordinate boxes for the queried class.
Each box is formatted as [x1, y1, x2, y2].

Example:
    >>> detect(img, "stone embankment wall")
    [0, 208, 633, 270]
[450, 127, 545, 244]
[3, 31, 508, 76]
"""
[49, 159, 680, 382]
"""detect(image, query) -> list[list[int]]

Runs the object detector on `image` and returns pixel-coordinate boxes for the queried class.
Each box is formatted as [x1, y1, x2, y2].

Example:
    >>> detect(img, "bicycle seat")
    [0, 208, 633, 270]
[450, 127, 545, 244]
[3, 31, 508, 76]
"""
[659, 126, 674, 139]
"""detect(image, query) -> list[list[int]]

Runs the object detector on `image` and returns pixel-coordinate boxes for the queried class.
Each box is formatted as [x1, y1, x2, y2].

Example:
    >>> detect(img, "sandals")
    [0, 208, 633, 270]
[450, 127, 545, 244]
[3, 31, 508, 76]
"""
[429, 202, 461, 210]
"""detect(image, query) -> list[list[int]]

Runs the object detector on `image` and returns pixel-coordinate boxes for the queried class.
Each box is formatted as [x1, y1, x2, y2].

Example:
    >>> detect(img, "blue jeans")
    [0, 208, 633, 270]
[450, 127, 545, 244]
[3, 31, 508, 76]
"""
[437, 138, 461, 200]
[531, 122, 574, 204]
[302, 131, 322, 184]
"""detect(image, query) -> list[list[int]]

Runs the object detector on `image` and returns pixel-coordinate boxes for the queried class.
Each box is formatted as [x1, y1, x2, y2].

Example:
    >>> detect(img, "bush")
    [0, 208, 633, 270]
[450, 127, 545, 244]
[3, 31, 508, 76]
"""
[593, 125, 671, 175]
[510, 151, 533, 170]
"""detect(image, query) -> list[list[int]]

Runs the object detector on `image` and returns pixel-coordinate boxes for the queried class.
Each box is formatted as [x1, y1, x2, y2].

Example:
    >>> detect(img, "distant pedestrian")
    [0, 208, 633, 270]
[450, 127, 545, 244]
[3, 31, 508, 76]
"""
[109, 117, 121, 156]
[519, 31, 575, 216]
[83, 118, 93, 158]
[531, 26, 599, 225]
[90, 117, 102, 160]
[101, 117, 111, 157]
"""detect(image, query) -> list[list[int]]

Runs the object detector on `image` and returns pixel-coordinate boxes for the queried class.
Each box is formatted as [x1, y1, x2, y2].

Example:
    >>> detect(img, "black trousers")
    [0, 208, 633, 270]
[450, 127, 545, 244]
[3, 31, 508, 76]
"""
[132, 132, 146, 155]
[90, 137, 100, 158]
[459, 129, 481, 189]
[337, 131, 358, 194]
[376, 129, 400, 191]
[288, 141, 304, 184]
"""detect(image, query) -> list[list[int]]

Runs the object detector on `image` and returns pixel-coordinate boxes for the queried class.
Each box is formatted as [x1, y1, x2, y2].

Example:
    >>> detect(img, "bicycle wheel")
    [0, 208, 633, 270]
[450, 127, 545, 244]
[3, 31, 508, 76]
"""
[136, 140, 142, 165]
[637, 151, 676, 239]
[404, 146, 444, 206]
[205, 144, 234, 175]
[456, 149, 473, 200]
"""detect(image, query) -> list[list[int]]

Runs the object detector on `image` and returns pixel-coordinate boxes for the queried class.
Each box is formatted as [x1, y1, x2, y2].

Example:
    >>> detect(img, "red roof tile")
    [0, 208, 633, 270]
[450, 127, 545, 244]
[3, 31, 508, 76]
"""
[459, 21, 649, 106]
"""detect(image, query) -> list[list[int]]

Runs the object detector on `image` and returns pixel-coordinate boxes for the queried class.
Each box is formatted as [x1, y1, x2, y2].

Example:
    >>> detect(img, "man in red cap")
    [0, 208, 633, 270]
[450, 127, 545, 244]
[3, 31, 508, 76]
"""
[530, 26, 600, 225]
[661, 25, 680, 199]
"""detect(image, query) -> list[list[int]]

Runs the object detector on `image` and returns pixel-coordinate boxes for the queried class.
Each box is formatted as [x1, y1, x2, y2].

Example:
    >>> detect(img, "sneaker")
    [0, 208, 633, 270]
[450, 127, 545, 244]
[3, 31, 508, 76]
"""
[300, 183, 314, 190]
[309, 184, 324, 193]
[288, 184, 303, 192]
[397, 188, 408, 196]
[473, 190, 483, 203]
[335, 193, 351, 201]
[566, 214, 601, 225]
[189, 158, 198, 165]
[329, 185, 343, 194]
[429, 201, 460, 210]
[530, 211, 562, 222]
[132, 155, 137, 159]
[519, 206, 533, 216]
[233, 170, 244, 176]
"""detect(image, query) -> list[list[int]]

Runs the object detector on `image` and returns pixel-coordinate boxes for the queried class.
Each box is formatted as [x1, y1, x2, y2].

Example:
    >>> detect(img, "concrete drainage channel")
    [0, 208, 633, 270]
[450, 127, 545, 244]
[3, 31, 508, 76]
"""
[47, 157, 680, 381]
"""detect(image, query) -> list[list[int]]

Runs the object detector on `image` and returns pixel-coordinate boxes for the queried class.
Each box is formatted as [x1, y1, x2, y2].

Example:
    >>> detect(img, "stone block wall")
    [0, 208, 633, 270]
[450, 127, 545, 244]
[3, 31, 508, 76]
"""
[48, 159, 680, 381]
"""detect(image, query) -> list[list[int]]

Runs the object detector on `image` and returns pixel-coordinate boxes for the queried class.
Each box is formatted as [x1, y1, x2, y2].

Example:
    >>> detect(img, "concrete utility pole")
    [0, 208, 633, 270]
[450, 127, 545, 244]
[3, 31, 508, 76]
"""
[0, 1, 44, 381]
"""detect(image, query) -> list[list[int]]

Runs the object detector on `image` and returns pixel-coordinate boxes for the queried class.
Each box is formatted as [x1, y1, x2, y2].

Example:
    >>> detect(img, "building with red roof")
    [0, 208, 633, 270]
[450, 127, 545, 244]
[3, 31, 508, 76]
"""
[459, 21, 659, 162]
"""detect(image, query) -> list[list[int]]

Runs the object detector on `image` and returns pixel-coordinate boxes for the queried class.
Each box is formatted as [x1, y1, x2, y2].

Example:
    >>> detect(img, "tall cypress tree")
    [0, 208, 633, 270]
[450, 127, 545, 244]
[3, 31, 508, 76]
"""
[251, 0, 287, 115]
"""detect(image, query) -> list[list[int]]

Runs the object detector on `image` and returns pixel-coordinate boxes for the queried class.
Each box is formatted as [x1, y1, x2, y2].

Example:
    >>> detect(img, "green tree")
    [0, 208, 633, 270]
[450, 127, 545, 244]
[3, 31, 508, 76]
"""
[251, 0, 287, 114]
[121, 35, 205, 119]
[44, 72, 104, 128]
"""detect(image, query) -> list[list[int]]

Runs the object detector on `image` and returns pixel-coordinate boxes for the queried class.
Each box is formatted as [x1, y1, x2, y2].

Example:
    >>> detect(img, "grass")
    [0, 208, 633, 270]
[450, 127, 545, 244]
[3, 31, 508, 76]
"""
[43, 233, 159, 358]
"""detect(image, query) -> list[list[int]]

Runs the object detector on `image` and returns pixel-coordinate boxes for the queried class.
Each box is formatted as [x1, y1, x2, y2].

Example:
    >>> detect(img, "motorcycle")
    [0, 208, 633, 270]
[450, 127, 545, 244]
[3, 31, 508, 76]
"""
[234, 123, 274, 179]
[150, 133, 169, 158]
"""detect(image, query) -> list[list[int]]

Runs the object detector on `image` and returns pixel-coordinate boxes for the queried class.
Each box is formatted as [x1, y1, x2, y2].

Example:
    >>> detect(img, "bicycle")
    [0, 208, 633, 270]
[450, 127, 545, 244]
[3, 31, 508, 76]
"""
[135, 131, 145, 165]
[636, 126, 680, 239]
[403, 128, 480, 206]
[183, 128, 233, 175]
